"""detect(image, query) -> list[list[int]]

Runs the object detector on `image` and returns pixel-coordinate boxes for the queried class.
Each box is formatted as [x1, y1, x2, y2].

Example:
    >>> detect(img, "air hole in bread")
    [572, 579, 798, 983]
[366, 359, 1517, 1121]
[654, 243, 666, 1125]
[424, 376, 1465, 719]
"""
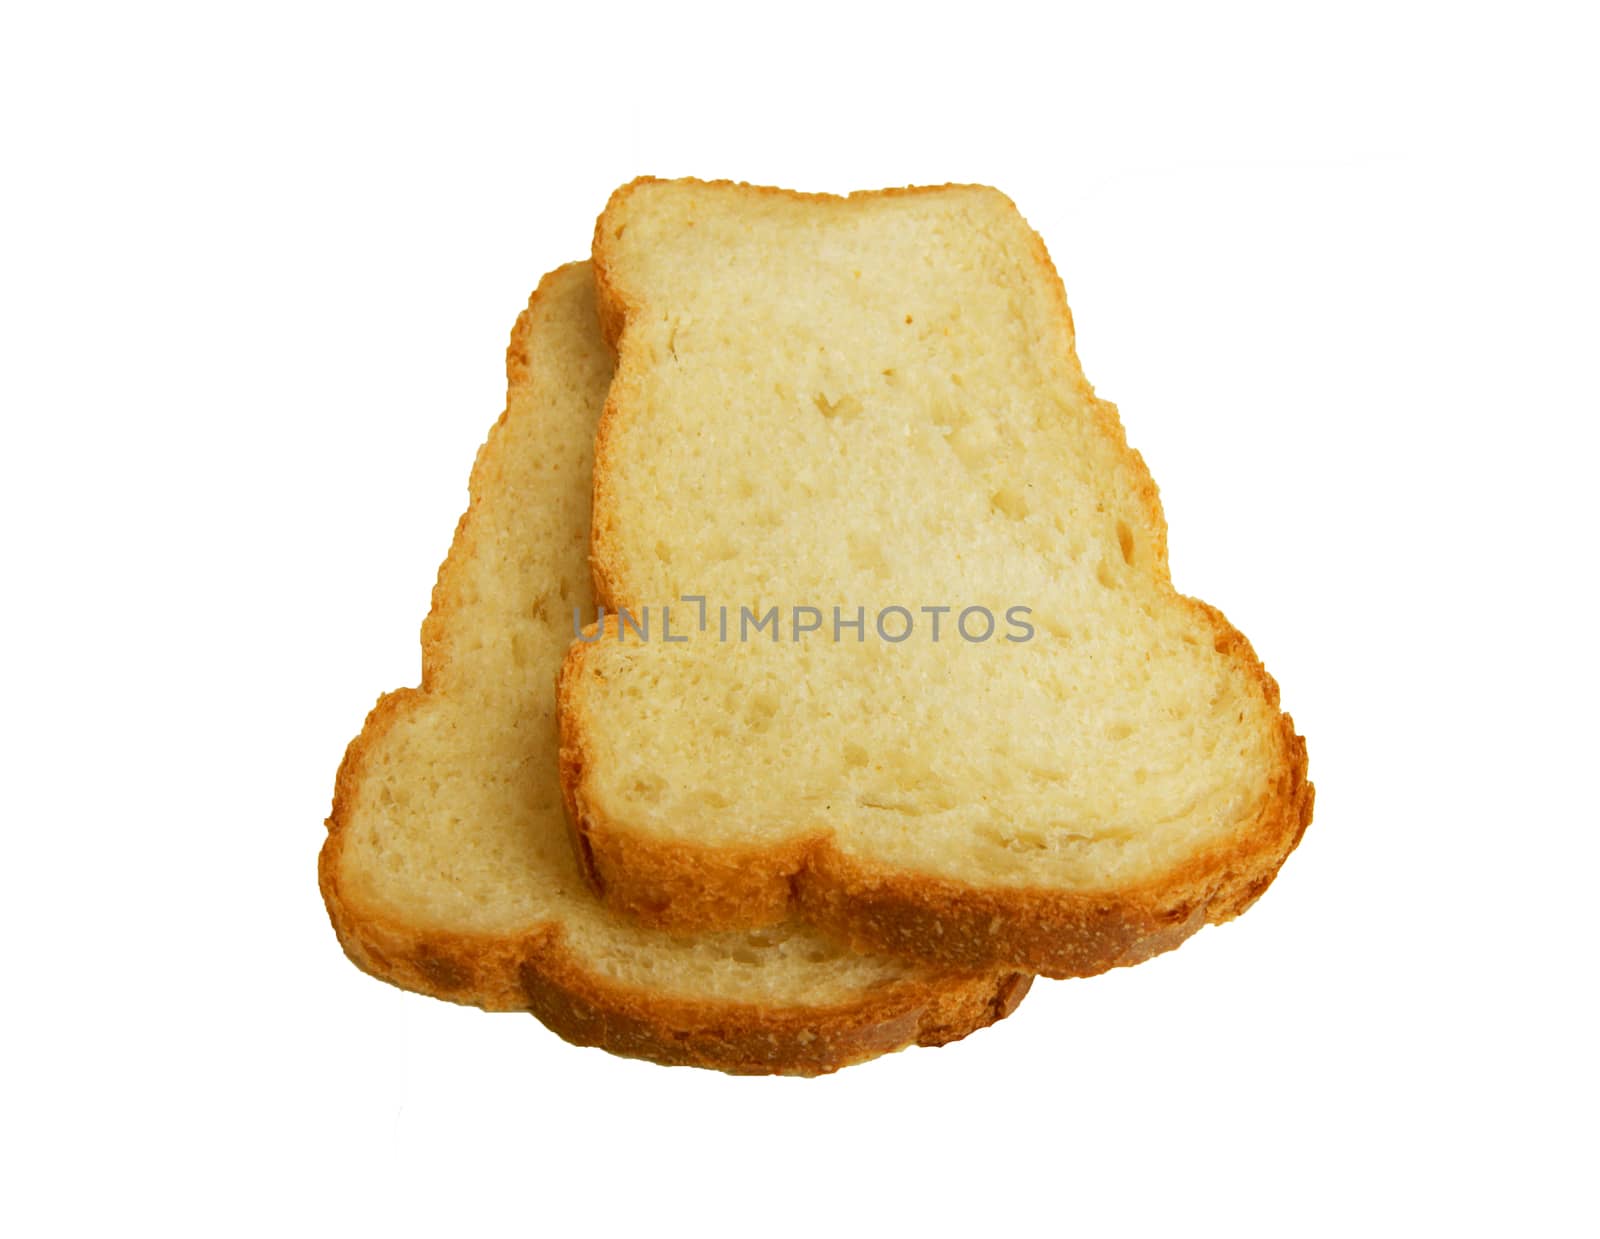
[929, 396, 967, 432]
[949, 420, 998, 470]
[977, 826, 1052, 853]
[1116, 520, 1135, 565]
[1020, 763, 1070, 784]
[746, 691, 780, 732]
[848, 535, 888, 577]
[814, 392, 862, 421]
[629, 774, 665, 804]
[857, 793, 927, 816]
[1040, 614, 1071, 640]
[991, 486, 1029, 521]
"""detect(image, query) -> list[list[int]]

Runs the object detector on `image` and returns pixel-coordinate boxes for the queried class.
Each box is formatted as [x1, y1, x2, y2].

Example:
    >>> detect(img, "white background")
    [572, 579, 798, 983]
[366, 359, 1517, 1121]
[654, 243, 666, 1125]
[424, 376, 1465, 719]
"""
[4, 3, 1595, 1235]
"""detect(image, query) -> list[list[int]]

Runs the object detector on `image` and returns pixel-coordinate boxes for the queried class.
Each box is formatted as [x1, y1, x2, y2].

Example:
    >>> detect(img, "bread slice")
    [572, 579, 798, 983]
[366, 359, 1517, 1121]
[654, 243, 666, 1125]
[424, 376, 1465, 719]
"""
[559, 179, 1313, 979]
[319, 262, 1031, 1074]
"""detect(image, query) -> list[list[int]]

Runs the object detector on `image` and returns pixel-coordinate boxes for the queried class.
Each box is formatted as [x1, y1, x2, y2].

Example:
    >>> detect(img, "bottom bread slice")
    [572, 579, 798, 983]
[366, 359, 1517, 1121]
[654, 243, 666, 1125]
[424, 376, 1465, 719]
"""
[318, 262, 1029, 1074]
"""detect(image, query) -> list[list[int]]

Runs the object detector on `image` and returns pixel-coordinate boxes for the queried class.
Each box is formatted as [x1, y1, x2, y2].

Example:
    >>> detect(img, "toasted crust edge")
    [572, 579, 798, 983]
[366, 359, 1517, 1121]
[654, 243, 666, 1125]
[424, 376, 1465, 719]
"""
[559, 608, 1310, 980]
[566, 179, 1314, 978]
[318, 264, 1031, 1074]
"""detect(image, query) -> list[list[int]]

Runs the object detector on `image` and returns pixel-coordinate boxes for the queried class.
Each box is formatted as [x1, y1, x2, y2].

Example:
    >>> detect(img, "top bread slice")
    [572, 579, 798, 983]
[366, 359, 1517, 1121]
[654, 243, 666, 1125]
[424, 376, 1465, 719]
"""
[559, 179, 1313, 979]
[319, 261, 1030, 1074]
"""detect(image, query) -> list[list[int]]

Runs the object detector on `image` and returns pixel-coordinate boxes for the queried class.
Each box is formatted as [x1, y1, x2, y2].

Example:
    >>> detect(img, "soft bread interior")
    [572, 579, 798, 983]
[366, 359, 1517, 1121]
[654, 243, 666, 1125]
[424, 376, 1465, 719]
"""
[576, 183, 1294, 895]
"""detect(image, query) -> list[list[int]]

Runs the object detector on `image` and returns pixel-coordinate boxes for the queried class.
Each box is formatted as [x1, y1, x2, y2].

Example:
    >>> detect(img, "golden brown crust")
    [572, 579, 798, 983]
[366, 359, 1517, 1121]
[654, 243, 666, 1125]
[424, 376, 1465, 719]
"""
[323, 701, 1030, 1070]
[560, 614, 1311, 980]
[518, 948, 1030, 1076]
[568, 179, 1314, 978]
[319, 266, 1030, 1073]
